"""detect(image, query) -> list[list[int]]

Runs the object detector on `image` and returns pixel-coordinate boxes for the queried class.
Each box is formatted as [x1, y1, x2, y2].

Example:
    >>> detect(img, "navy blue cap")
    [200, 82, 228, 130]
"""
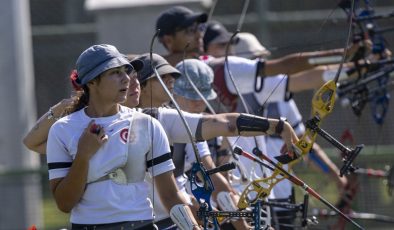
[156, 6, 207, 37]
[135, 53, 181, 83]
[203, 21, 238, 51]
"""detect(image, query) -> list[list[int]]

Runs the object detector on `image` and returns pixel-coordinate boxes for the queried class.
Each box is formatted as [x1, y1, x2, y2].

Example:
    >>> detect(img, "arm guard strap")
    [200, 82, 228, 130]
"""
[236, 113, 270, 134]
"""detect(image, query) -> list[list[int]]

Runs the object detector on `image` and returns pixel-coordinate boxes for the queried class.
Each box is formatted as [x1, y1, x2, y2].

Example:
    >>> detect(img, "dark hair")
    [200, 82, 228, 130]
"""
[71, 87, 89, 113]
[140, 80, 148, 89]
[66, 70, 102, 114]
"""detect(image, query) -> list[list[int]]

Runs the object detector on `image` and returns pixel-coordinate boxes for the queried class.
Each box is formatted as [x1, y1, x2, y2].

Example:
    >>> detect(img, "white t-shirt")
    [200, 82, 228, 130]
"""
[139, 107, 203, 145]
[204, 56, 289, 104]
[47, 105, 174, 224]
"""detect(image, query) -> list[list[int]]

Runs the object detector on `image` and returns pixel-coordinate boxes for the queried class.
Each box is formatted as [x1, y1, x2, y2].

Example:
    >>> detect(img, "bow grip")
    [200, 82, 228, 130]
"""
[190, 162, 214, 206]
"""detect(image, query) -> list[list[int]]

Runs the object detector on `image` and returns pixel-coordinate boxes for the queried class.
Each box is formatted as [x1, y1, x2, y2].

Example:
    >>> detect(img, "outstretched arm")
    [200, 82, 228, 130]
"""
[198, 113, 299, 151]
[264, 41, 363, 76]
[306, 143, 347, 191]
[287, 63, 358, 93]
[264, 49, 344, 76]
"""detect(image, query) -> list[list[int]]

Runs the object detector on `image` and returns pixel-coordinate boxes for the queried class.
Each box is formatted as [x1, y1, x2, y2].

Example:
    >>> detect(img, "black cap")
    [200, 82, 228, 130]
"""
[203, 21, 238, 51]
[156, 6, 207, 37]
[134, 53, 181, 83]
[130, 59, 144, 72]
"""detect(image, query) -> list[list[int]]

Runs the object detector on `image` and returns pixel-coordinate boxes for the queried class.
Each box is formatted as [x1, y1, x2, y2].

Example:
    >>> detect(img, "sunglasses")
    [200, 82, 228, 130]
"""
[176, 23, 206, 35]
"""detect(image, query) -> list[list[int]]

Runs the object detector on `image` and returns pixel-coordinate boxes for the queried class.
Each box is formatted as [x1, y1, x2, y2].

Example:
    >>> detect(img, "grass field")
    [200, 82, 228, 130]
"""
[42, 198, 69, 230]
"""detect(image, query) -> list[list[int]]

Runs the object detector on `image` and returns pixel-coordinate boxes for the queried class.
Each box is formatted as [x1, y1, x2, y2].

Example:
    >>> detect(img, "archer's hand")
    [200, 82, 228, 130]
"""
[50, 97, 78, 118]
[77, 120, 108, 159]
[367, 47, 392, 62]
[346, 39, 372, 62]
[280, 122, 300, 156]
[334, 172, 348, 193]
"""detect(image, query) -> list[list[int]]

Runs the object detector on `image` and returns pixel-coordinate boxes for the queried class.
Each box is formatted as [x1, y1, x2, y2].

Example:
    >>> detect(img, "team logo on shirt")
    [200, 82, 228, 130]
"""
[120, 128, 128, 144]
[120, 128, 136, 144]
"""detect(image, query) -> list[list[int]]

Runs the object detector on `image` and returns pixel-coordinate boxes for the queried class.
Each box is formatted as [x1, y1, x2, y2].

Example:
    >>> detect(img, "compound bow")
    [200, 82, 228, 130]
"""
[337, 0, 394, 125]
[233, 0, 366, 227]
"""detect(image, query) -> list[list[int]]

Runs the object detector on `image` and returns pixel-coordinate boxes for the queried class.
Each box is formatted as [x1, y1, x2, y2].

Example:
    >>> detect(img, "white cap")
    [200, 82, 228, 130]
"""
[234, 32, 271, 59]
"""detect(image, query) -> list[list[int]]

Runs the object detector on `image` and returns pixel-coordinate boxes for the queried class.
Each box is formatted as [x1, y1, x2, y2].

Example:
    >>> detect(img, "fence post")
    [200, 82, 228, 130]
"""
[0, 0, 43, 229]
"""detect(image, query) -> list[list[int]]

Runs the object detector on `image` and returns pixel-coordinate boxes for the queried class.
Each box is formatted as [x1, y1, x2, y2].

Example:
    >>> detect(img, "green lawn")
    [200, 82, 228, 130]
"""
[43, 197, 69, 230]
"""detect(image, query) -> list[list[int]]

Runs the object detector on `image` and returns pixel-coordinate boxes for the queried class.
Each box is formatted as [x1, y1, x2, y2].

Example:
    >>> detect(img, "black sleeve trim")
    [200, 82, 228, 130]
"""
[284, 76, 292, 101]
[254, 60, 265, 93]
[48, 162, 72, 170]
[146, 152, 172, 168]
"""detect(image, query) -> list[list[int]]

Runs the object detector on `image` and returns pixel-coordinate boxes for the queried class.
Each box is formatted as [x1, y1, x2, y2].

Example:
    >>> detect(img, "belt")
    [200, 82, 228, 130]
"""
[155, 217, 176, 230]
[71, 220, 154, 230]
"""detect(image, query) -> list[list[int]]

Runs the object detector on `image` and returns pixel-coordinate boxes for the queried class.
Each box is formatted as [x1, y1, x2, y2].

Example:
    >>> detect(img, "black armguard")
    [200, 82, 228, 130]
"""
[236, 113, 270, 134]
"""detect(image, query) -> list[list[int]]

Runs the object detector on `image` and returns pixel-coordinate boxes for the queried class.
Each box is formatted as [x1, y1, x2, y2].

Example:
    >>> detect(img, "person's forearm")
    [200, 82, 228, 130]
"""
[51, 153, 90, 213]
[265, 49, 345, 76]
[310, 143, 347, 189]
[200, 156, 250, 230]
[155, 172, 200, 226]
[288, 66, 326, 92]
[155, 172, 191, 208]
[24, 99, 73, 154]
[201, 156, 234, 199]
[200, 113, 284, 140]
[311, 144, 341, 175]
[23, 110, 58, 154]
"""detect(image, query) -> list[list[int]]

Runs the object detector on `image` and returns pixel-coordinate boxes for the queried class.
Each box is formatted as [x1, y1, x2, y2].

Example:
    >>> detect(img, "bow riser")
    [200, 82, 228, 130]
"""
[238, 168, 286, 209]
